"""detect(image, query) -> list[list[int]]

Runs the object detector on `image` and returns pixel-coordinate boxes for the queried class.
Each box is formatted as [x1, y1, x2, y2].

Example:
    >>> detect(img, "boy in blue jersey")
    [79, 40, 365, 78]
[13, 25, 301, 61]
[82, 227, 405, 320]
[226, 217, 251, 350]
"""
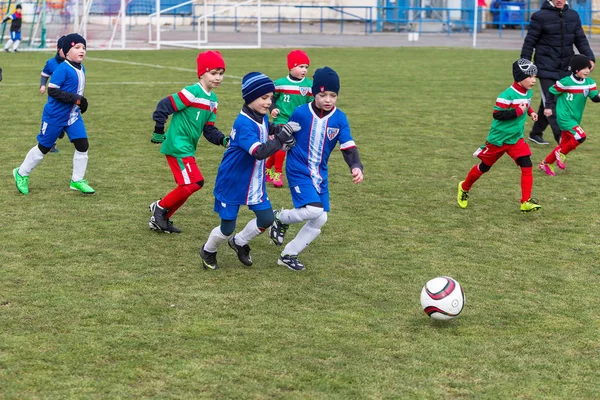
[13, 33, 94, 195]
[199, 72, 299, 270]
[3, 4, 22, 52]
[40, 36, 66, 153]
[270, 67, 364, 271]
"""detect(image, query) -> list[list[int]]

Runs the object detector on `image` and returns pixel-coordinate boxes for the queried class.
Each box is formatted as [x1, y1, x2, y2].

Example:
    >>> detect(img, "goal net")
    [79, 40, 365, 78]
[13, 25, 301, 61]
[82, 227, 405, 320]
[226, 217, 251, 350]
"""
[1, 0, 262, 50]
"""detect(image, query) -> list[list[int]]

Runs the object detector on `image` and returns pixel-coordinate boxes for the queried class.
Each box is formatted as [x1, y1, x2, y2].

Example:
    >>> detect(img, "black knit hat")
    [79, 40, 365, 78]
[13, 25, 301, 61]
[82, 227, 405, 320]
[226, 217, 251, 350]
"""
[312, 67, 340, 95]
[513, 58, 538, 82]
[570, 54, 592, 74]
[57, 35, 66, 51]
[62, 33, 86, 56]
[16, 4, 22, 9]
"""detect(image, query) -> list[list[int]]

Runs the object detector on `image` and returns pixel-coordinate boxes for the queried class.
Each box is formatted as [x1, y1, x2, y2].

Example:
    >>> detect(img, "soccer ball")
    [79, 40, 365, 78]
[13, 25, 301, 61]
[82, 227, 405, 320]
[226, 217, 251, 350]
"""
[420, 276, 465, 320]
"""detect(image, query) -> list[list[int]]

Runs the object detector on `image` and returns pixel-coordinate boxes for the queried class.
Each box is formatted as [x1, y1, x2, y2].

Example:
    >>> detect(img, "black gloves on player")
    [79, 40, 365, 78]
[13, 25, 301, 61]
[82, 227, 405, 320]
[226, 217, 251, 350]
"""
[78, 96, 88, 113]
[277, 121, 300, 150]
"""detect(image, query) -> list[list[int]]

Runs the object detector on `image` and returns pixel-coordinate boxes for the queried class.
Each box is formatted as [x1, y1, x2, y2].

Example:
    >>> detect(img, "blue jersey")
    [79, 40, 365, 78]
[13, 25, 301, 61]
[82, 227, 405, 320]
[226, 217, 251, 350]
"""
[44, 61, 86, 126]
[286, 103, 356, 194]
[214, 111, 270, 206]
[41, 55, 63, 78]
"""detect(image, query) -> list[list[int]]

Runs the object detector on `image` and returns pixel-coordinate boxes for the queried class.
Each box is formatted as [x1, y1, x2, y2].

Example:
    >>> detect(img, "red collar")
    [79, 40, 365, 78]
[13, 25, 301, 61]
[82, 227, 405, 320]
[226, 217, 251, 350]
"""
[512, 81, 527, 94]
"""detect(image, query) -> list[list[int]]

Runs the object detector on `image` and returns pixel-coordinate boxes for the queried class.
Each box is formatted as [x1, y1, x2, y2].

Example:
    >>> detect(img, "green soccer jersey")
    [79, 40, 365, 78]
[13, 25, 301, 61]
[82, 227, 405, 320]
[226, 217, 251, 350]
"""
[549, 75, 599, 131]
[486, 83, 533, 146]
[160, 83, 218, 158]
[272, 76, 313, 124]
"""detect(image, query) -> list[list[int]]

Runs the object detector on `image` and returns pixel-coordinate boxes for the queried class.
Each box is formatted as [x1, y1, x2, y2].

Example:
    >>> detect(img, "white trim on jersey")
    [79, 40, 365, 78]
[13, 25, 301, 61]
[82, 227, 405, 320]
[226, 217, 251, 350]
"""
[180, 88, 218, 109]
[557, 77, 596, 91]
[306, 105, 337, 193]
[65, 62, 86, 126]
[509, 85, 529, 96]
[240, 111, 268, 205]
[340, 140, 356, 150]
[496, 97, 529, 105]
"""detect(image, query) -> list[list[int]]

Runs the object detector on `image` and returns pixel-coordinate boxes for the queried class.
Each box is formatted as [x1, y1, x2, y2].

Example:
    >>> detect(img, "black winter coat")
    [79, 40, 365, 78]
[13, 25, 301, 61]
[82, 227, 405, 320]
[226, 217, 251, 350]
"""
[520, 0, 595, 80]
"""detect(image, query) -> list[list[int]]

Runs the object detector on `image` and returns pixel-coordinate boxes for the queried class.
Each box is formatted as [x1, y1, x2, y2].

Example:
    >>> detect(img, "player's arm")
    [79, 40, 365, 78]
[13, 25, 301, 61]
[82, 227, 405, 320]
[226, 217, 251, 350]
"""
[251, 123, 299, 160]
[492, 97, 520, 120]
[203, 123, 228, 147]
[152, 95, 176, 133]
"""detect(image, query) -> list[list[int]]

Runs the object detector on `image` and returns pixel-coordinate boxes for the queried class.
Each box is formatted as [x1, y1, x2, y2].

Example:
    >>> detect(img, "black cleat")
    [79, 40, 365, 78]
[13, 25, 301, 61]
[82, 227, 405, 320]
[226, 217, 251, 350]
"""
[200, 244, 219, 270]
[164, 220, 181, 234]
[228, 235, 253, 266]
[149, 201, 169, 231]
[278, 254, 305, 271]
[269, 209, 289, 246]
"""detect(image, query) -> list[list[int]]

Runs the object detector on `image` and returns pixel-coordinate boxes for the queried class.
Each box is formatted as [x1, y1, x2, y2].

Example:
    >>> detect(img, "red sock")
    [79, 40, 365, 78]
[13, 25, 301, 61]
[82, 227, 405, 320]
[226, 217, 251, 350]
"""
[266, 154, 275, 170]
[159, 183, 202, 218]
[462, 164, 484, 191]
[544, 145, 561, 164]
[273, 150, 286, 173]
[520, 166, 533, 203]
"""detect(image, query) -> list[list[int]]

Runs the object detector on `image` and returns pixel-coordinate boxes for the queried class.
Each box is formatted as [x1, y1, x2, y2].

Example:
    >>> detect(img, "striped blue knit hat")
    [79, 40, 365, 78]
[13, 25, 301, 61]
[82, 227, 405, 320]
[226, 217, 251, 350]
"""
[241, 72, 275, 104]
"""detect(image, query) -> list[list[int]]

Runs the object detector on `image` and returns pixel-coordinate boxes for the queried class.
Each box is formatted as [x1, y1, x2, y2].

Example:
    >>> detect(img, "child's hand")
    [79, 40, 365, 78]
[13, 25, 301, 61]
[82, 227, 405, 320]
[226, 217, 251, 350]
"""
[39, 86, 46, 95]
[531, 112, 538, 122]
[544, 108, 553, 117]
[351, 168, 363, 184]
[518, 103, 527, 114]
[270, 108, 280, 118]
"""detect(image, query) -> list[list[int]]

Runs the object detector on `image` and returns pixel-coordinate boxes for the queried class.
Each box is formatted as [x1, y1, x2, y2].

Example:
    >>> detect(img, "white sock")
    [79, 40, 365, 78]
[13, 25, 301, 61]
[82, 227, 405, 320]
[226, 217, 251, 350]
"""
[282, 224, 321, 256]
[12, 40, 20, 51]
[18, 145, 45, 176]
[204, 226, 229, 253]
[72, 150, 88, 182]
[234, 218, 261, 246]
[4, 40, 13, 50]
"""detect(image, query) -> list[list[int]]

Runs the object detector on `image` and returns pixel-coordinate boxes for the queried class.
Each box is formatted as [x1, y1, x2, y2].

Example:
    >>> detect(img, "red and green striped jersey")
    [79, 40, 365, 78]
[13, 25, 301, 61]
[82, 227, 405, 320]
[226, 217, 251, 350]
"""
[486, 83, 533, 146]
[272, 76, 313, 124]
[549, 75, 598, 130]
[160, 82, 218, 158]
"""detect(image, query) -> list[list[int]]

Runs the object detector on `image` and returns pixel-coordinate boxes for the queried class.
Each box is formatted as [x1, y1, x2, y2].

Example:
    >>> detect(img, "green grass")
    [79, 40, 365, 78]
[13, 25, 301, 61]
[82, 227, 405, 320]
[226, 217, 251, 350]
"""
[1, 47, 599, 399]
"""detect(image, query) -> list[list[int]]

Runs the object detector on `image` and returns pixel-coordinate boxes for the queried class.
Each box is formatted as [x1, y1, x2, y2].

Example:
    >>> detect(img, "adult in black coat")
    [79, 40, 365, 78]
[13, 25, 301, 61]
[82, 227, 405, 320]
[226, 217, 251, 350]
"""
[520, 0, 595, 145]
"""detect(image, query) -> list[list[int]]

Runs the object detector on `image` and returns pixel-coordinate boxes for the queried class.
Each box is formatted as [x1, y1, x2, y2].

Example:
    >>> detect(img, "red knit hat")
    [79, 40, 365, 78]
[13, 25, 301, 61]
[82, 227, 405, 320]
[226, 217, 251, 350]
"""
[287, 50, 310, 70]
[196, 50, 226, 78]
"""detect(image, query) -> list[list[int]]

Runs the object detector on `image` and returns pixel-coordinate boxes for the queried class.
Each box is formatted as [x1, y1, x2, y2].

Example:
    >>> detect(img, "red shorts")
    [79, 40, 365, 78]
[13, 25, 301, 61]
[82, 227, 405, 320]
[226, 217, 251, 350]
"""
[166, 155, 204, 185]
[561, 126, 586, 142]
[475, 138, 531, 166]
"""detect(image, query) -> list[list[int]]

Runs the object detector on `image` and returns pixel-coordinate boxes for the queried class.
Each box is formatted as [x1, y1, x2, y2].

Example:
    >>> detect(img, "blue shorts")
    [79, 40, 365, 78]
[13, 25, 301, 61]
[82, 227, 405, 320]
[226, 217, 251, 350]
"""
[214, 198, 273, 221]
[10, 31, 21, 41]
[37, 117, 87, 148]
[289, 183, 330, 212]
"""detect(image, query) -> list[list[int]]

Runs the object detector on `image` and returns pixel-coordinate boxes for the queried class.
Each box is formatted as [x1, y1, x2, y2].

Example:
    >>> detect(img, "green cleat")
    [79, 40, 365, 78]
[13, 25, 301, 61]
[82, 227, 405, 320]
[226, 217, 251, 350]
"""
[13, 168, 29, 195]
[521, 198, 541, 213]
[457, 181, 469, 209]
[70, 179, 95, 194]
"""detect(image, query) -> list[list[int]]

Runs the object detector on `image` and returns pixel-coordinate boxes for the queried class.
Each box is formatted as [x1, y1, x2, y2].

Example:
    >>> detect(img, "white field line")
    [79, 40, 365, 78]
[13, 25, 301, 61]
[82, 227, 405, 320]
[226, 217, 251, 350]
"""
[85, 56, 244, 81]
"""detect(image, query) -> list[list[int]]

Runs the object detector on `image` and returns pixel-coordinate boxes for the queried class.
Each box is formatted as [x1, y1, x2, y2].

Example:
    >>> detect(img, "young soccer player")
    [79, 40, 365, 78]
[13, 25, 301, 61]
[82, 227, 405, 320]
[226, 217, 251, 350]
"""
[539, 55, 600, 176]
[40, 35, 67, 153]
[269, 67, 364, 271]
[456, 59, 541, 213]
[3, 4, 22, 53]
[266, 50, 313, 188]
[199, 72, 299, 270]
[13, 33, 93, 195]
[149, 50, 229, 234]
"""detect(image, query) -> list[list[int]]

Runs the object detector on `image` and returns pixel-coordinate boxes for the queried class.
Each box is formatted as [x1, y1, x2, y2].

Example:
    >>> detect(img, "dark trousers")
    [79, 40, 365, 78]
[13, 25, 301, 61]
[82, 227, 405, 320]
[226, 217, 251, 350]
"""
[530, 77, 561, 144]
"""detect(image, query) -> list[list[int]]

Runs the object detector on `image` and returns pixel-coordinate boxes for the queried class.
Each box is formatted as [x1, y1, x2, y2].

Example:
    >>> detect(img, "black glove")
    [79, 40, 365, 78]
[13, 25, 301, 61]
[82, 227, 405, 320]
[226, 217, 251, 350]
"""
[78, 96, 88, 113]
[277, 121, 300, 149]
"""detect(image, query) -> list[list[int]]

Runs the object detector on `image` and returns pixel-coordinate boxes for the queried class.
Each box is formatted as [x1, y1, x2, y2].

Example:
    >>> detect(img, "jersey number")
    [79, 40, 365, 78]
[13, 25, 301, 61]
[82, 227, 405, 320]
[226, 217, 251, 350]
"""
[196, 111, 201, 120]
[566, 93, 574, 101]
[283, 94, 290, 103]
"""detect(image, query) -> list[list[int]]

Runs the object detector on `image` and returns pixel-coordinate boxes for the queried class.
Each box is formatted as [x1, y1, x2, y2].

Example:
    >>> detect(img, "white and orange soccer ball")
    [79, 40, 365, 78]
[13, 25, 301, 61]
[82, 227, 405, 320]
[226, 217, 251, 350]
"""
[420, 276, 465, 320]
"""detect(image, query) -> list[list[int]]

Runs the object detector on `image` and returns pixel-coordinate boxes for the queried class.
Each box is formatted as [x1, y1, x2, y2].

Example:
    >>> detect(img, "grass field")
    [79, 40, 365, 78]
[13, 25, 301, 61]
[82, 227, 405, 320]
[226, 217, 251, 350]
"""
[1, 47, 599, 399]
